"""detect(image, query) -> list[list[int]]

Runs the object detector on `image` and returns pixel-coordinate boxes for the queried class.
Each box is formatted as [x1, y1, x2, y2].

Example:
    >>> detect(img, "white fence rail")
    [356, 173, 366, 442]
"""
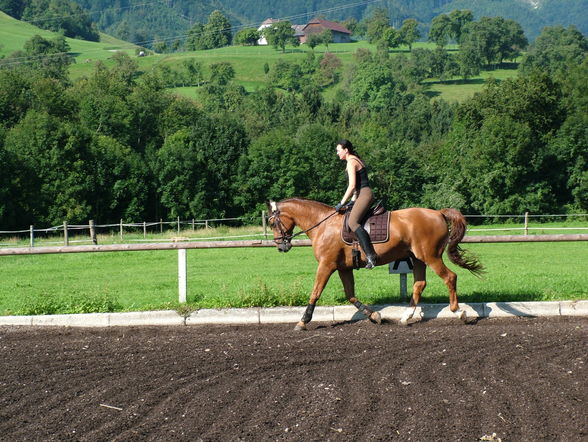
[1, 212, 587, 248]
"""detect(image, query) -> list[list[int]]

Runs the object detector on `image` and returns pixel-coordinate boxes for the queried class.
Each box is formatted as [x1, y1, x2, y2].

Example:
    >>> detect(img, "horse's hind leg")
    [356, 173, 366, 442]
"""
[401, 258, 426, 325]
[428, 257, 466, 321]
[338, 268, 381, 324]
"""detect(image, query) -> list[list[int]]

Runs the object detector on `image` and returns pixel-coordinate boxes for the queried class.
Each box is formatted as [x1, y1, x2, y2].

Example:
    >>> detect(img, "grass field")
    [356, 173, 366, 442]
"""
[1, 222, 586, 316]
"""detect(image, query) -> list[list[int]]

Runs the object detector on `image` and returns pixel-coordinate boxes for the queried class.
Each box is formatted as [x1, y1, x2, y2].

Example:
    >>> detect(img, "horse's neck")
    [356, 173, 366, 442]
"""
[285, 201, 331, 232]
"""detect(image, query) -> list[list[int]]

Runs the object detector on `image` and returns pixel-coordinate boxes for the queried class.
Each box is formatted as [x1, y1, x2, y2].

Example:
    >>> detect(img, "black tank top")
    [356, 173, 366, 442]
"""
[352, 158, 370, 190]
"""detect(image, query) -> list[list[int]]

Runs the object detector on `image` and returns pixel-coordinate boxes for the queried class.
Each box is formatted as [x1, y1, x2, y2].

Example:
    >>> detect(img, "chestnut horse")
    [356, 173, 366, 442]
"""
[267, 198, 483, 330]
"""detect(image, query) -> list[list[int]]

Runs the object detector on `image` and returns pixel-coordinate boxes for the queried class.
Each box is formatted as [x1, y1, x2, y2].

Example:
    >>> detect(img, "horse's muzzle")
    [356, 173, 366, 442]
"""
[277, 241, 292, 252]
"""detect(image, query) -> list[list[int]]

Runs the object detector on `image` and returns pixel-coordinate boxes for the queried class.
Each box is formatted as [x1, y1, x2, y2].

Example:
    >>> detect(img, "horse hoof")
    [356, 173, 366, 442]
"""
[369, 311, 382, 324]
[294, 322, 307, 331]
[455, 309, 467, 322]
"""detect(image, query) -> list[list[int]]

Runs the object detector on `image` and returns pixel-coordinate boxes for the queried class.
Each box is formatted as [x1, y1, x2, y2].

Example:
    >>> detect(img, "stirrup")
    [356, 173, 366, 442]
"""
[365, 255, 377, 269]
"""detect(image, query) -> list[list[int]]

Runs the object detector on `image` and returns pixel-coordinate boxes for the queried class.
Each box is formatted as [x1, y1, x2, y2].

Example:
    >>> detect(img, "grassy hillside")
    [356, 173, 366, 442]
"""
[1, 11, 519, 102]
[149, 42, 519, 102]
[0, 11, 137, 65]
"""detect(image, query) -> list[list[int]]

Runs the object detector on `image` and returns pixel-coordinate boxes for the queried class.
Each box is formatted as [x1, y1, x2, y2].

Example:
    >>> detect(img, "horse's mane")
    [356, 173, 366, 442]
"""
[280, 197, 333, 210]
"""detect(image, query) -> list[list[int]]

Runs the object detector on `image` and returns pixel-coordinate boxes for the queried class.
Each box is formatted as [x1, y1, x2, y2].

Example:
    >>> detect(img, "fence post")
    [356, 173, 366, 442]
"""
[63, 221, 69, 246]
[262, 210, 267, 239]
[160, 219, 163, 234]
[89, 220, 97, 245]
[143, 221, 147, 238]
[120, 219, 123, 240]
[177, 216, 180, 234]
[192, 219, 195, 231]
[178, 248, 187, 303]
[524, 212, 529, 235]
[30, 225, 34, 248]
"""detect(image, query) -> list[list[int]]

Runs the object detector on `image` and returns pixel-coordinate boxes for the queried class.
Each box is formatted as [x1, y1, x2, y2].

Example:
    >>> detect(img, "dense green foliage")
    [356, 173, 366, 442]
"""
[0, 19, 586, 229]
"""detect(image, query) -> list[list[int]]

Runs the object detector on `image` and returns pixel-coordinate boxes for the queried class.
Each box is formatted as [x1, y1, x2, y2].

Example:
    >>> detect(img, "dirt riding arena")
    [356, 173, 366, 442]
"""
[1, 317, 586, 441]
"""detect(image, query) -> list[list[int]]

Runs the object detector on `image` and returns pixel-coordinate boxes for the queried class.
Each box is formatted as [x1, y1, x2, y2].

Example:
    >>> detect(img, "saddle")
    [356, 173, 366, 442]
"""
[341, 201, 390, 245]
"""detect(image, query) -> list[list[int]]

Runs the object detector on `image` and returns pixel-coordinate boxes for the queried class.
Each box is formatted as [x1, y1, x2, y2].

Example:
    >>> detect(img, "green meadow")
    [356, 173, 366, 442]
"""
[1, 11, 520, 102]
[1, 222, 586, 316]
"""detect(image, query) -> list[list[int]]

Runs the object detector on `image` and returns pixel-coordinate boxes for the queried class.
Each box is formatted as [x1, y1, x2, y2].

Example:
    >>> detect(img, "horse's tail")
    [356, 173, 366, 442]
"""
[440, 208, 485, 277]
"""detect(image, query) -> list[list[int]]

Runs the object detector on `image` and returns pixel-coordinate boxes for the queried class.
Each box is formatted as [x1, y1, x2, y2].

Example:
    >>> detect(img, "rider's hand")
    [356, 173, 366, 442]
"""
[335, 203, 343, 212]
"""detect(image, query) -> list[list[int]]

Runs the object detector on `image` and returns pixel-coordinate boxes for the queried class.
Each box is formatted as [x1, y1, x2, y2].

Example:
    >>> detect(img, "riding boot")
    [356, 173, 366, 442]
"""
[354, 225, 377, 269]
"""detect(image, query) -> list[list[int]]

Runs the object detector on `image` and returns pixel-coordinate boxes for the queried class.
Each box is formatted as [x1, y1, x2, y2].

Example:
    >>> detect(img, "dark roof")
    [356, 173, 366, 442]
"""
[303, 18, 351, 34]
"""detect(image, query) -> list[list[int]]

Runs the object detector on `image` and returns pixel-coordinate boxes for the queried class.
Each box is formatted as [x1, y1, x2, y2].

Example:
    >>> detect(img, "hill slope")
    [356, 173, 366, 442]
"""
[0, 11, 137, 62]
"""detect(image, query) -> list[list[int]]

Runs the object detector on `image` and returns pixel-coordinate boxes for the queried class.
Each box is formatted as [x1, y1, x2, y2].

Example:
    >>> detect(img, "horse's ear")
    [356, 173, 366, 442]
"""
[266, 200, 277, 212]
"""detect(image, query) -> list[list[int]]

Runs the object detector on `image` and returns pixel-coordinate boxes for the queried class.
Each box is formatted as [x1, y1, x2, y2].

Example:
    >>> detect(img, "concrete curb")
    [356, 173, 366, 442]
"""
[0, 301, 586, 327]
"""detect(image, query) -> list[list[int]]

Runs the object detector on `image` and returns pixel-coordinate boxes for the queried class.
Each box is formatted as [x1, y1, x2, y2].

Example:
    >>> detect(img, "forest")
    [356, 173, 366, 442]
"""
[0, 6, 586, 229]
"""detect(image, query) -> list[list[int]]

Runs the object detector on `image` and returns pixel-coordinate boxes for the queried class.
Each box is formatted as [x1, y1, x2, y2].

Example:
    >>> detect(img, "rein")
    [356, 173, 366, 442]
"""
[290, 210, 338, 239]
[270, 205, 338, 244]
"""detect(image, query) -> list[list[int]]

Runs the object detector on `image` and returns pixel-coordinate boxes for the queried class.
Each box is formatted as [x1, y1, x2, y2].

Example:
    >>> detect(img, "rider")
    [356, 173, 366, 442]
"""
[335, 139, 377, 269]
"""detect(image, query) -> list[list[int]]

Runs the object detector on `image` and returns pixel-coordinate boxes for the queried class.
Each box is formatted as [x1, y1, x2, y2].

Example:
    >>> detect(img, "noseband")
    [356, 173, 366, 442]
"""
[268, 207, 293, 247]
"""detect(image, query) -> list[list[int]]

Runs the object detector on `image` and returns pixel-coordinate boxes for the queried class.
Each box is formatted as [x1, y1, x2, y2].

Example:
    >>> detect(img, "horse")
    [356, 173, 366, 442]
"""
[266, 198, 484, 330]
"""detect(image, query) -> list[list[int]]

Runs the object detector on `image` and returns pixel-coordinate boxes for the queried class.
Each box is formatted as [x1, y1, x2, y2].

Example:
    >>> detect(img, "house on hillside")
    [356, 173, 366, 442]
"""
[292, 24, 305, 41]
[257, 18, 280, 45]
[257, 17, 352, 46]
[301, 18, 352, 44]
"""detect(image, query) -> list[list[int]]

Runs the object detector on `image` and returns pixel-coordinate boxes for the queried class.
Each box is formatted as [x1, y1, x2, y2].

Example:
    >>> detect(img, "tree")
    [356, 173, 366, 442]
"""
[317, 52, 342, 86]
[209, 62, 235, 86]
[456, 39, 483, 80]
[306, 33, 322, 51]
[264, 20, 298, 53]
[448, 10, 474, 44]
[379, 27, 402, 52]
[185, 10, 232, 50]
[204, 10, 232, 48]
[429, 14, 452, 47]
[319, 29, 333, 51]
[366, 8, 390, 44]
[400, 18, 420, 52]
[155, 115, 247, 218]
[234, 28, 260, 46]
[186, 23, 205, 51]
[181, 59, 203, 86]
[460, 17, 528, 67]
[7, 34, 74, 82]
[349, 59, 400, 112]
[269, 60, 302, 92]
[429, 47, 458, 82]
[443, 73, 566, 214]
[521, 25, 588, 76]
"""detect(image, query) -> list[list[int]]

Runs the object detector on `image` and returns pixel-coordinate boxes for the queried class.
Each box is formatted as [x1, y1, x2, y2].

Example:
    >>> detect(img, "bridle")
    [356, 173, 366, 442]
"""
[268, 202, 338, 250]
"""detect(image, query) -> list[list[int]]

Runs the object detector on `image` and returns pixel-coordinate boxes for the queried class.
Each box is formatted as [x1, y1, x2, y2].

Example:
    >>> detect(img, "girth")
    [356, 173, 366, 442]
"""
[341, 202, 390, 245]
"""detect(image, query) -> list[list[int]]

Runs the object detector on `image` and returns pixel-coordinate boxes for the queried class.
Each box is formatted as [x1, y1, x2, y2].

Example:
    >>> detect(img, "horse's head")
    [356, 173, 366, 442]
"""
[266, 200, 294, 252]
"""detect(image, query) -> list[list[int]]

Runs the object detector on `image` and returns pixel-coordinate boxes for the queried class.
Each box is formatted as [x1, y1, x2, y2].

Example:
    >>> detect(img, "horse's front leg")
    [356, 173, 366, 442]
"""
[338, 268, 381, 324]
[295, 262, 336, 331]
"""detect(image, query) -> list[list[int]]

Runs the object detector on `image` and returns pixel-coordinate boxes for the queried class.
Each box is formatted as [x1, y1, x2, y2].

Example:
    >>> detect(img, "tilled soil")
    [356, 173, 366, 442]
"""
[0, 317, 586, 441]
